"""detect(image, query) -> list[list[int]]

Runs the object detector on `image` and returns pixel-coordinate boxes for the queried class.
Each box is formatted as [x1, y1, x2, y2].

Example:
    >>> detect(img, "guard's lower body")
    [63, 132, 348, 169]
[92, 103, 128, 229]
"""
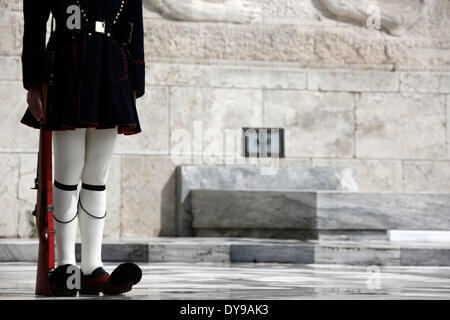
[52, 126, 117, 275]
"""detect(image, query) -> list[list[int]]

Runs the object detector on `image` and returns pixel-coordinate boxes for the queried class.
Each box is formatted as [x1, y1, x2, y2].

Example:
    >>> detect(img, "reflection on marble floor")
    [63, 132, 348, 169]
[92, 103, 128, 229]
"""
[1, 262, 450, 300]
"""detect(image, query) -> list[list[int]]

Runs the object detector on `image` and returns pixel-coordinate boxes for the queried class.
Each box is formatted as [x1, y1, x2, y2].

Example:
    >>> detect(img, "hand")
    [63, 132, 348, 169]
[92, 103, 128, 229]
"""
[27, 85, 43, 122]
[133, 91, 137, 103]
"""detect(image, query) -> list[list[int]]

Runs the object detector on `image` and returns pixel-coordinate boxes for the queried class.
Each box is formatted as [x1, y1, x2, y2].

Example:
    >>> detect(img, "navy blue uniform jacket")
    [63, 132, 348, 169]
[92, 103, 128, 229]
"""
[20, 0, 145, 135]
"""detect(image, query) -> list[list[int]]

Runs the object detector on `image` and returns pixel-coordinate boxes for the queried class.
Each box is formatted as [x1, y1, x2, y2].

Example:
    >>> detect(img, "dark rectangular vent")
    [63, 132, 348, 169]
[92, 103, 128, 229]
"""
[243, 127, 284, 158]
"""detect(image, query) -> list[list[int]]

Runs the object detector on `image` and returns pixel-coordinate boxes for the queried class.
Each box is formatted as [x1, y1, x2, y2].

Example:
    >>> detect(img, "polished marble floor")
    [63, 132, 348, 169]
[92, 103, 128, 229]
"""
[1, 262, 450, 300]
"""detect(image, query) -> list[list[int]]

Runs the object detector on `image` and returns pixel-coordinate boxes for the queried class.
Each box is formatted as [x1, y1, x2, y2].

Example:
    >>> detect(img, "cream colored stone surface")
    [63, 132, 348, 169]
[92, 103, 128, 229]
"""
[0, 57, 20, 81]
[211, 65, 307, 89]
[0, 81, 39, 151]
[148, 62, 307, 90]
[385, 38, 450, 67]
[313, 159, 403, 191]
[9, 0, 22, 11]
[0, 14, 15, 56]
[419, 0, 450, 40]
[260, 157, 312, 168]
[143, 19, 450, 66]
[116, 87, 170, 154]
[0, 154, 19, 237]
[403, 161, 450, 192]
[447, 95, 450, 160]
[264, 90, 354, 158]
[146, 63, 212, 87]
[309, 70, 399, 92]
[0, 0, 22, 11]
[121, 156, 176, 238]
[356, 93, 446, 159]
[262, 0, 339, 26]
[167, 153, 312, 169]
[401, 72, 450, 94]
[17, 154, 38, 238]
[144, 21, 210, 60]
[0, 7, 22, 56]
[314, 28, 388, 65]
[144, 20, 317, 63]
[170, 87, 263, 158]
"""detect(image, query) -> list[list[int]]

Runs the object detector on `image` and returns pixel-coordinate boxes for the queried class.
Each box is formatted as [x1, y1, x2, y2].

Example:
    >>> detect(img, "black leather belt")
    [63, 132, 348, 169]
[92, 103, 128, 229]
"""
[55, 20, 134, 45]
[83, 20, 112, 35]
[84, 20, 134, 44]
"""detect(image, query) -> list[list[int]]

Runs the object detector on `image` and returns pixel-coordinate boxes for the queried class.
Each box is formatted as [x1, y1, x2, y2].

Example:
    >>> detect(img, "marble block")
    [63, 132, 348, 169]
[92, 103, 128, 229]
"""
[401, 249, 450, 266]
[230, 243, 314, 263]
[2, 238, 450, 266]
[315, 242, 401, 266]
[148, 243, 230, 263]
[192, 190, 318, 229]
[75, 243, 148, 263]
[190, 190, 450, 238]
[176, 166, 358, 236]
[0, 240, 37, 262]
[316, 191, 450, 230]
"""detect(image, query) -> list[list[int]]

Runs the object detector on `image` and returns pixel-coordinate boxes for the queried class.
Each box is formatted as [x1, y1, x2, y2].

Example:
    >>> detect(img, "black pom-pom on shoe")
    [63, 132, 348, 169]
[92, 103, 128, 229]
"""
[110, 263, 142, 287]
[79, 264, 141, 296]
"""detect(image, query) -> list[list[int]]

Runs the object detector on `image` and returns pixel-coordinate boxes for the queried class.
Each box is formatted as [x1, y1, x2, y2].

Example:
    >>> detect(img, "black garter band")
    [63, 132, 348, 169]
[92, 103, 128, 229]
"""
[53, 180, 79, 223]
[52, 180, 107, 222]
[54, 180, 78, 191]
[79, 182, 107, 219]
[81, 182, 106, 191]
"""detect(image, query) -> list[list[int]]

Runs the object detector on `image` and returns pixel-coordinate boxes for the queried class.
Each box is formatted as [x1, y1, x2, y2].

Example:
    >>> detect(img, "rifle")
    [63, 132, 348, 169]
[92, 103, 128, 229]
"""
[31, 15, 57, 296]
[31, 83, 56, 296]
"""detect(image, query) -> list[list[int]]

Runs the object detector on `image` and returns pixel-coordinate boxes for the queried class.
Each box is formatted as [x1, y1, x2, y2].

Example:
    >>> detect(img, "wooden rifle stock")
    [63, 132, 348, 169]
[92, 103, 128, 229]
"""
[32, 83, 56, 296]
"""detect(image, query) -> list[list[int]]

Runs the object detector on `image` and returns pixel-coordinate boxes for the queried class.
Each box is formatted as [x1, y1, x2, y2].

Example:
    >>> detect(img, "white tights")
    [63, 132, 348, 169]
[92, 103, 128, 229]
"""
[52, 127, 118, 275]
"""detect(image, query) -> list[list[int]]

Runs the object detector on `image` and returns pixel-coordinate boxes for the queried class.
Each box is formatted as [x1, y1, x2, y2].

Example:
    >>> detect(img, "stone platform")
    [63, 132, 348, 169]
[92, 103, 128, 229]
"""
[1, 262, 450, 300]
[1, 237, 450, 266]
[176, 166, 357, 237]
[190, 190, 450, 239]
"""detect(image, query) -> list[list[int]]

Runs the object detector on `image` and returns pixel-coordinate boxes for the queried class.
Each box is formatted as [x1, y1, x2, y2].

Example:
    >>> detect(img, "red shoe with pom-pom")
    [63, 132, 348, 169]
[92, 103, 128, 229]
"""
[80, 263, 142, 295]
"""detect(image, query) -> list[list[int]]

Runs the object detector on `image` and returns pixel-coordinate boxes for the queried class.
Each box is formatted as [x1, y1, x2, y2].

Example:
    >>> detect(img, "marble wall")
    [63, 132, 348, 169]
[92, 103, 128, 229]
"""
[0, 0, 449, 238]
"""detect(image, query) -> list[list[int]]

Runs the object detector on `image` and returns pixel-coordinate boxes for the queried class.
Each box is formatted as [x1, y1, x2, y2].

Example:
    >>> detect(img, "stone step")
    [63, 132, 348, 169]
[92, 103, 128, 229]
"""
[1, 238, 450, 266]
[190, 190, 450, 238]
[176, 166, 357, 236]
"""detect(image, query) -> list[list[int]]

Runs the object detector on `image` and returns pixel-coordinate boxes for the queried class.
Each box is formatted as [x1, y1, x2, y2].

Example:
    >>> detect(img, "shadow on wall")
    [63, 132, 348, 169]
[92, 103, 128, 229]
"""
[159, 167, 177, 236]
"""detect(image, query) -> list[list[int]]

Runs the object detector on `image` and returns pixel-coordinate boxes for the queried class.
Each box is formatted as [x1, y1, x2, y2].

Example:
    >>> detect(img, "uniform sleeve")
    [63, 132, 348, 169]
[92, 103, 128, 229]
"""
[128, 0, 145, 99]
[21, 0, 50, 90]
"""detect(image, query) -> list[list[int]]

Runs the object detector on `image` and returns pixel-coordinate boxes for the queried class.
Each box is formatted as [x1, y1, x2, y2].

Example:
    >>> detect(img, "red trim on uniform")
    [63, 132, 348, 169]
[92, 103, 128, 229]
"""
[20, 119, 140, 135]
[114, 47, 129, 82]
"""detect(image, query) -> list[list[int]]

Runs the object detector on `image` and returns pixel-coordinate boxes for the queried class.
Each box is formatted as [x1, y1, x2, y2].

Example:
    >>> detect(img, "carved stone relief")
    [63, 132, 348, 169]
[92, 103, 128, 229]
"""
[147, 0, 261, 24]
[318, 0, 425, 36]
[146, 0, 426, 36]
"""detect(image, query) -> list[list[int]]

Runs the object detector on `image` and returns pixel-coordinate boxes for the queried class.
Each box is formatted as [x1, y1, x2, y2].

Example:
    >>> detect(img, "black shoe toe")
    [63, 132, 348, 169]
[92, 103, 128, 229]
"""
[48, 264, 80, 296]
[110, 263, 142, 287]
